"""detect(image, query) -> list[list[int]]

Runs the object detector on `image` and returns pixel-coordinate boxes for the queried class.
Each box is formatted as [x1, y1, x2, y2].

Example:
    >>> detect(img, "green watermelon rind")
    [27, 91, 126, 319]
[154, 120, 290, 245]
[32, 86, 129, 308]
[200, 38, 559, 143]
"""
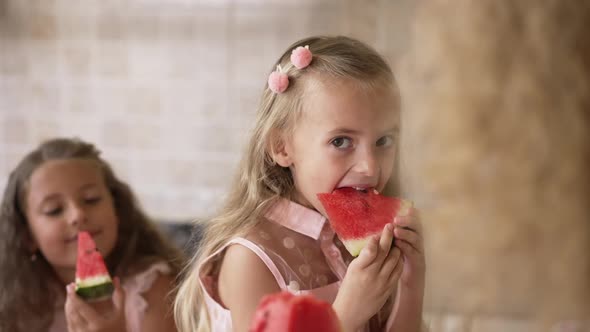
[76, 275, 112, 287]
[75, 274, 114, 301]
[75, 281, 114, 301]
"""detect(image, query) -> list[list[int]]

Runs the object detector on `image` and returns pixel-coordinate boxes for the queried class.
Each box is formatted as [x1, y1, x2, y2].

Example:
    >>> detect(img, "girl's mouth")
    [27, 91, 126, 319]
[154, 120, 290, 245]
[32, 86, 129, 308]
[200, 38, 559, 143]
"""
[335, 186, 378, 194]
[65, 230, 102, 243]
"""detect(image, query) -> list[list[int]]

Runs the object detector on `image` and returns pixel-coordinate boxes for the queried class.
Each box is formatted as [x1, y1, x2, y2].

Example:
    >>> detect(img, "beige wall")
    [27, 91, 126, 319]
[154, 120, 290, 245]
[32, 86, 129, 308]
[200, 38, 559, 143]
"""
[0, 0, 415, 221]
[402, 1, 590, 331]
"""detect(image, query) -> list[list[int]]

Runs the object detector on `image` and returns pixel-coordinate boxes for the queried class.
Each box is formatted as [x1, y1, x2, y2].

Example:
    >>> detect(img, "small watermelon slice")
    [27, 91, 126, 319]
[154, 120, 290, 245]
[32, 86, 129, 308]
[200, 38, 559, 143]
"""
[317, 188, 413, 257]
[249, 291, 341, 332]
[75, 231, 114, 301]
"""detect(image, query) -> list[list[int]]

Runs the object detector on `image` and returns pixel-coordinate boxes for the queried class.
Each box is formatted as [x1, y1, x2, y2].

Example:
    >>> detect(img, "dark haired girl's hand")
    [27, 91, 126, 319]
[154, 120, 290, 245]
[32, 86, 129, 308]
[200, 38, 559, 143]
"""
[65, 277, 127, 332]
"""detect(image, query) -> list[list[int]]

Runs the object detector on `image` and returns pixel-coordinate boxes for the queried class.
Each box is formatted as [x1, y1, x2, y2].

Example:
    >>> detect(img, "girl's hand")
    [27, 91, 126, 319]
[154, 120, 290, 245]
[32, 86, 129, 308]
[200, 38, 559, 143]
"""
[65, 277, 127, 332]
[333, 223, 403, 332]
[393, 208, 426, 291]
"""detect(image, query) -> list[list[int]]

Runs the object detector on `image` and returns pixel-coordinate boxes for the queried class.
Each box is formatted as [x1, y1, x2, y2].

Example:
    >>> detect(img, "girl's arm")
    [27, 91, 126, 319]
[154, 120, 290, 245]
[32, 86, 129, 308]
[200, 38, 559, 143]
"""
[142, 274, 178, 332]
[218, 244, 281, 332]
[385, 282, 424, 332]
[385, 210, 426, 332]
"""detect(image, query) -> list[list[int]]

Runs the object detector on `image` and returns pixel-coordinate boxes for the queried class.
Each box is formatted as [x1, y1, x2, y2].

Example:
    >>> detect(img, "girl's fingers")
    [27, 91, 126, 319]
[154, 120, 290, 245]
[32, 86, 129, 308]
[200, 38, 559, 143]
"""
[65, 284, 89, 328]
[66, 302, 86, 328]
[66, 283, 104, 324]
[387, 255, 405, 288]
[393, 227, 422, 253]
[395, 239, 421, 259]
[74, 299, 104, 324]
[354, 235, 379, 269]
[376, 223, 395, 263]
[66, 316, 82, 332]
[394, 208, 423, 234]
[380, 246, 401, 277]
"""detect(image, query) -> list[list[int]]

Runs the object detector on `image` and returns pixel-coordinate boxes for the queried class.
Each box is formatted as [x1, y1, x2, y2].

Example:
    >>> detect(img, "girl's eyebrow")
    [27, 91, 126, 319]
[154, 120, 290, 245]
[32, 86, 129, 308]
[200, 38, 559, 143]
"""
[78, 183, 98, 191]
[327, 128, 362, 135]
[327, 127, 400, 136]
[37, 183, 98, 205]
[385, 126, 400, 134]
[39, 193, 61, 206]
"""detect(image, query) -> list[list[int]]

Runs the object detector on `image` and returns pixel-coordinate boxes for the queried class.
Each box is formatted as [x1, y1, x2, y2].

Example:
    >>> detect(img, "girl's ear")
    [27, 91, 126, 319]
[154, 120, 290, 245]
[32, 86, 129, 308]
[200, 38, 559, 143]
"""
[269, 131, 294, 168]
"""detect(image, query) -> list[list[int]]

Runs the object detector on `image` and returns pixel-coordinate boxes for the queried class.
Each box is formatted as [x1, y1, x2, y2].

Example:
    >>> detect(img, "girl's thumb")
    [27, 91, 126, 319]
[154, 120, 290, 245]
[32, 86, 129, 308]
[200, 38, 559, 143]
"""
[354, 235, 379, 269]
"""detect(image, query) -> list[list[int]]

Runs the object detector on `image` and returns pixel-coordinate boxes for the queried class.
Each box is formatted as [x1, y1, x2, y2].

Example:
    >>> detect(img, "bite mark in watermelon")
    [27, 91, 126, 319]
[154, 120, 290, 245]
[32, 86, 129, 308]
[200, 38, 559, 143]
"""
[75, 231, 114, 301]
[317, 188, 413, 257]
[249, 291, 341, 332]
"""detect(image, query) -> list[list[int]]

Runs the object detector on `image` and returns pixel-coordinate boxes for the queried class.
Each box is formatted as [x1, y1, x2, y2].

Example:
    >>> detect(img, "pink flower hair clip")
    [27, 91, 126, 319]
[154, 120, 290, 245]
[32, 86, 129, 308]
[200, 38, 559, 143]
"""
[268, 45, 313, 94]
[290, 45, 312, 69]
[268, 64, 289, 94]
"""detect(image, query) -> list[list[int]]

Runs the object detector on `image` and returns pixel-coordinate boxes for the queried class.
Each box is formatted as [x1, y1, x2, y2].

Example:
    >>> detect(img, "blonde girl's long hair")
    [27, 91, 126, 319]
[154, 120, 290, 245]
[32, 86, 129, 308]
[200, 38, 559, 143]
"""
[174, 35, 399, 332]
[0, 138, 184, 332]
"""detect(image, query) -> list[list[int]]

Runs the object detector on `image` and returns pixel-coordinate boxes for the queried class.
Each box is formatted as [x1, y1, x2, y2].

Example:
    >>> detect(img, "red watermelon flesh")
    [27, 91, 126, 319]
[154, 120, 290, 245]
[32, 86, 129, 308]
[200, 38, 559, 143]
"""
[75, 231, 114, 301]
[249, 291, 341, 332]
[317, 188, 413, 257]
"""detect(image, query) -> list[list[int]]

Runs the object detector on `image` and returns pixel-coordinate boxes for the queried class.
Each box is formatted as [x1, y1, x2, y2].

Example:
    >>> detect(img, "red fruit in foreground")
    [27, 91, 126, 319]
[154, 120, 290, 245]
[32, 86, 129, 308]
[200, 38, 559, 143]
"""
[249, 292, 341, 332]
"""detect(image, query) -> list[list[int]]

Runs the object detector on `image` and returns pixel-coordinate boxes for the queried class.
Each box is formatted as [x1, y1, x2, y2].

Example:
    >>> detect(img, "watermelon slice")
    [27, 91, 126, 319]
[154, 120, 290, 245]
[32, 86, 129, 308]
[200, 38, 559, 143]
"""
[317, 188, 413, 257]
[250, 291, 341, 332]
[75, 231, 114, 301]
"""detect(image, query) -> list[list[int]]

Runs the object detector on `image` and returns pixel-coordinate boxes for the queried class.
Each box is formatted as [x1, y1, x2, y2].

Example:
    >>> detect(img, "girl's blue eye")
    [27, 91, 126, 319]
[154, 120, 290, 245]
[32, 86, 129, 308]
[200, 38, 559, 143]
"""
[331, 137, 352, 149]
[376, 136, 394, 147]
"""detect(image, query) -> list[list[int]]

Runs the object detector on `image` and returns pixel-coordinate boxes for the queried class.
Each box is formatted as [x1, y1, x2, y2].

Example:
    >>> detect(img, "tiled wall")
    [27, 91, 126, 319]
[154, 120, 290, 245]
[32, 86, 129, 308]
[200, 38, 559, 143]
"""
[0, 0, 416, 220]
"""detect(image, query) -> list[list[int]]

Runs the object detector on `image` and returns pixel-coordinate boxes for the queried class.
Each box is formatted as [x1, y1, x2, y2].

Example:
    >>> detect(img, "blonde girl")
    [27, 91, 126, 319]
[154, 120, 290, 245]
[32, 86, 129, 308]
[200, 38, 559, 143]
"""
[175, 36, 425, 332]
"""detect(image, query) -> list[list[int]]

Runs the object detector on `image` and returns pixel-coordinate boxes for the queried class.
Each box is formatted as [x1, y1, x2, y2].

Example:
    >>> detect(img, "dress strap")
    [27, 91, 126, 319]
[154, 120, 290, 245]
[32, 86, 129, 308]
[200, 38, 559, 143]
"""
[198, 237, 288, 290]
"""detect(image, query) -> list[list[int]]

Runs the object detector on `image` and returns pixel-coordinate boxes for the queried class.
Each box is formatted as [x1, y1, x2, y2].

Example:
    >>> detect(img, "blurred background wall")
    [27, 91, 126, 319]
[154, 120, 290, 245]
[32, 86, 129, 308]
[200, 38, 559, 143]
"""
[401, 1, 590, 331]
[0, 0, 415, 221]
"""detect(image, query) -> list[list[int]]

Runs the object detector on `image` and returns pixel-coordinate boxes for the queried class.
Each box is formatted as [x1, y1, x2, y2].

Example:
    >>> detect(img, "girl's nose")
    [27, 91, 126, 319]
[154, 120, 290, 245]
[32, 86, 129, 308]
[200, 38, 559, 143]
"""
[354, 148, 379, 177]
[68, 203, 88, 226]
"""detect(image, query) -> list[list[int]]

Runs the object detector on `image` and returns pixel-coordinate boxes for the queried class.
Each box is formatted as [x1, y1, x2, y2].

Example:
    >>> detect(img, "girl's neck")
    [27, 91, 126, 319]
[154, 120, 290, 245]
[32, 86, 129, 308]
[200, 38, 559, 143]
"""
[290, 191, 315, 211]
[53, 266, 76, 286]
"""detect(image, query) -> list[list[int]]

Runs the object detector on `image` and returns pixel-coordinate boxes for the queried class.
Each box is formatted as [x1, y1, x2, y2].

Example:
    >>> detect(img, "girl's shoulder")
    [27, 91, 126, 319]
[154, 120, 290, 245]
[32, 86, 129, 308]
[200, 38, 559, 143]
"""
[120, 260, 176, 332]
[227, 219, 337, 290]
[122, 260, 171, 293]
[199, 221, 292, 290]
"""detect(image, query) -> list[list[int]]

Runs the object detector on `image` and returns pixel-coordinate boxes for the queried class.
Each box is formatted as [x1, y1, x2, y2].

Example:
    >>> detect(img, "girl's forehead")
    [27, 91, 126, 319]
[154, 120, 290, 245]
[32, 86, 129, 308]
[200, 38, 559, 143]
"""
[300, 77, 399, 125]
[28, 159, 104, 193]
[303, 73, 395, 94]
[304, 74, 397, 103]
